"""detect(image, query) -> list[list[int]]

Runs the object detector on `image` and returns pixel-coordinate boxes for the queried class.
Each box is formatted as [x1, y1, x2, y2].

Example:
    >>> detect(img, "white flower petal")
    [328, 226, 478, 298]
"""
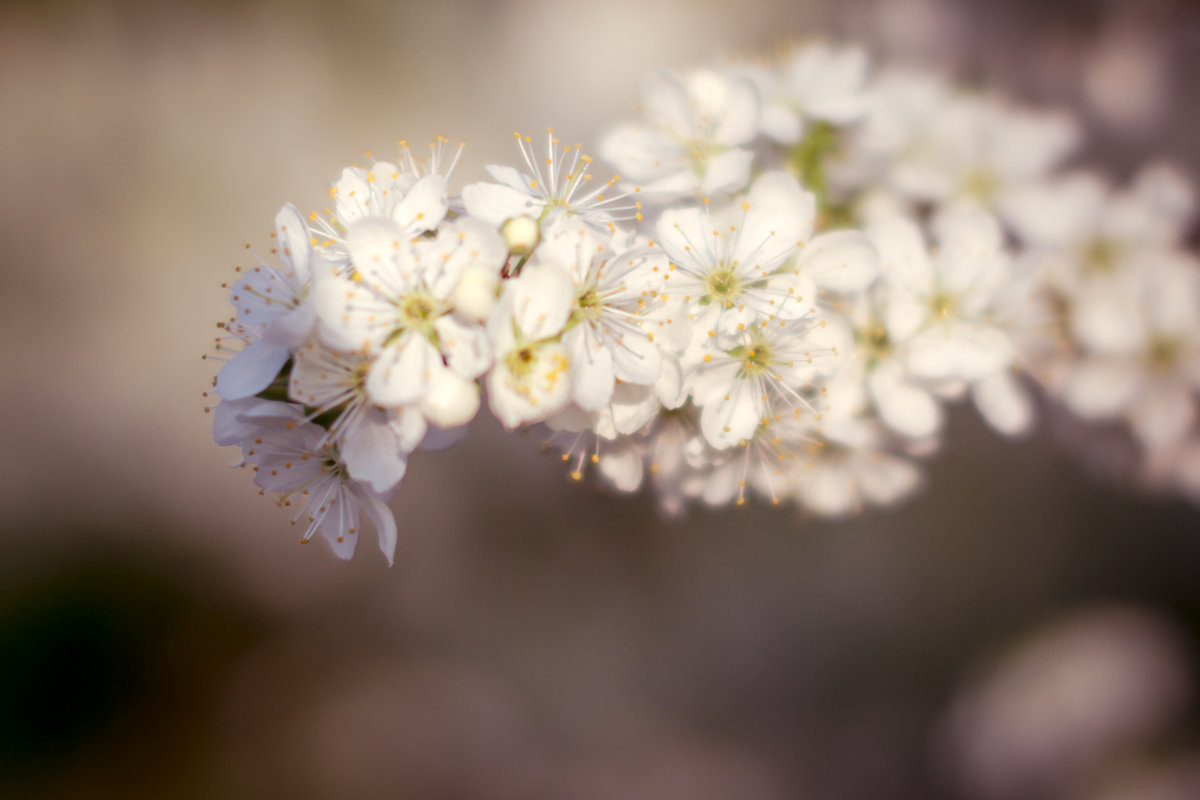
[367, 335, 443, 406]
[972, 370, 1035, 437]
[392, 174, 448, 234]
[461, 181, 539, 226]
[340, 410, 408, 494]
[700, 148, 754, 195]
[598, 446, 645, 493]
[796, 229, 880, 293]
[699, 384, 760, 449]
[215, 339, 290, 401]
[867, 359, 943, 438]
[565, 326, 615, 411]
[1061, 358, 1141, 420]
[354, 485, 398, 567]
[274, 203, 311, 283]
[435, 314, 491, 379]
[869, 214, 933, 295]
[1130, 382, 1194, 450]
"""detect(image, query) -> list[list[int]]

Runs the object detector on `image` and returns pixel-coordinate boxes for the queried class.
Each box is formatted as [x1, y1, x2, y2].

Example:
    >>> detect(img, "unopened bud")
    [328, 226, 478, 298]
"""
[451, 265, 500, 322]
[420, 369, 481, 429]
[501, 215, 540, 255]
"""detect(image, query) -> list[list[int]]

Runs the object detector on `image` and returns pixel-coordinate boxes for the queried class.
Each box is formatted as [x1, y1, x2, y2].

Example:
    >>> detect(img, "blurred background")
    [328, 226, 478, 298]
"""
[1, 0, 1199, 797]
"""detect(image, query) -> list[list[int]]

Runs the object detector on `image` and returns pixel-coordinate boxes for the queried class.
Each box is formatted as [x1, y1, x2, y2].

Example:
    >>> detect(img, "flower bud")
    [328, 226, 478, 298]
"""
[501, 215, 540, 255]
[420, 369, 481, 429]
[451, 265, 500, 323]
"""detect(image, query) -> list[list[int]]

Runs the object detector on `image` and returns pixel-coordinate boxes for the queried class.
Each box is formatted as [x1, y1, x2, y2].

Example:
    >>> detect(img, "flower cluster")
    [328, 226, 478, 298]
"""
[208, 43, 1199, 562]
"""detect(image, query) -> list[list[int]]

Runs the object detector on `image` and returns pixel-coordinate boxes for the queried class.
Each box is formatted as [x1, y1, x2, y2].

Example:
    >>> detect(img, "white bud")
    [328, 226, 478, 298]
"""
[420, 369, 481, 430]
[501, 215, 540, 254]
[451, 265, 500, 323]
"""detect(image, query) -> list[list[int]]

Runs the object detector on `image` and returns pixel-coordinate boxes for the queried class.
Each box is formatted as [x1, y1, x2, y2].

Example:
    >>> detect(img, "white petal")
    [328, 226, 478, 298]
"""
[507, 264, 574, 341]
[712, 75, 760, 145]
[699, 384, 761, 449]
[388, 406, 428, 452]
[345, 218, 405, 285]
[655, 354, 686, 409]
[700, 148, 754, 195]
[797, 463, 859, 517]
[353, 485, 398, 567]
[999, 172, 1106, 247]
[857, 452, 923, 508]
[340, 410, 408, 494]
[737, 171, 814, 265]
[1070, 278, 1146, 356]
[701, 461, 741, 507]
[392, 174, 448, 234]
[213, 398, 300, 447]
[642, 69, 693, 134]
[1130, 381, 1194, 449]
[599, 122, 680, 182]
[867, 359, 943, 438]
[319, 488, 360, 561]
[274, 203, 311, 283]
[796, 229, 880, 293]
[869, 214, 933, 295]
[417, 424, 468, 452]
[1061, 358, 1142, 419]
[597, 446, 645, 493]
[565, 326, 615, 411]
[333, 167, 375, 225]
[656, 207, 710, 270]
[760, 104, 803, 144]
[972, 371, 1035, 437]
[461, 181, 539, 226]
[215, 339, 290, 401]
[367, 335, 443, 406]
[611, 327, 663, 386]
[311, 276, 384, 353]
[906, 322, 1014, 382]
[435, 314, 491, 378]
[264, 303, 315, 349]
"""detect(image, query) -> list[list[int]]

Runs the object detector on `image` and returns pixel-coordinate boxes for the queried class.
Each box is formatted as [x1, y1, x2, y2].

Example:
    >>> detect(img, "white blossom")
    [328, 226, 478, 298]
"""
[215, 204, 318, 400]
[462, 129, 641, 231]
[601, 68, 760, 201]
[745, 42, 871, 145]
[238, 404, 399, 564]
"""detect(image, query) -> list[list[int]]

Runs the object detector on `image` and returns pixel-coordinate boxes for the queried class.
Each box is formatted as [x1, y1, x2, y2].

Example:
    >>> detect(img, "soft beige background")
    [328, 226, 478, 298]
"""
[0, 1, 1198, 798]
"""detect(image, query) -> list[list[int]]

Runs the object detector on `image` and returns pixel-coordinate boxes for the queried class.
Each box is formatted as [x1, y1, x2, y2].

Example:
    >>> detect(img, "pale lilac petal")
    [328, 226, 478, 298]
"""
[215, 339, 290, 400]
[341, 410, 408, 494]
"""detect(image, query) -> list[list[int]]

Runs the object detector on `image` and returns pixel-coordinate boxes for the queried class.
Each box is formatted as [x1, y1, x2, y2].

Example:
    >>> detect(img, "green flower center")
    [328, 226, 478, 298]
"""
[1147, 337, 1183, 372]
[505, 346, 537, 378]
[1083, 238, 1122, 274]
[930, 292, 958, 320]
[704, 266, 743, 304]
[861, 323, 891, 359]
[730, 341, 774, 377]
[964, 169, 999, 202]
